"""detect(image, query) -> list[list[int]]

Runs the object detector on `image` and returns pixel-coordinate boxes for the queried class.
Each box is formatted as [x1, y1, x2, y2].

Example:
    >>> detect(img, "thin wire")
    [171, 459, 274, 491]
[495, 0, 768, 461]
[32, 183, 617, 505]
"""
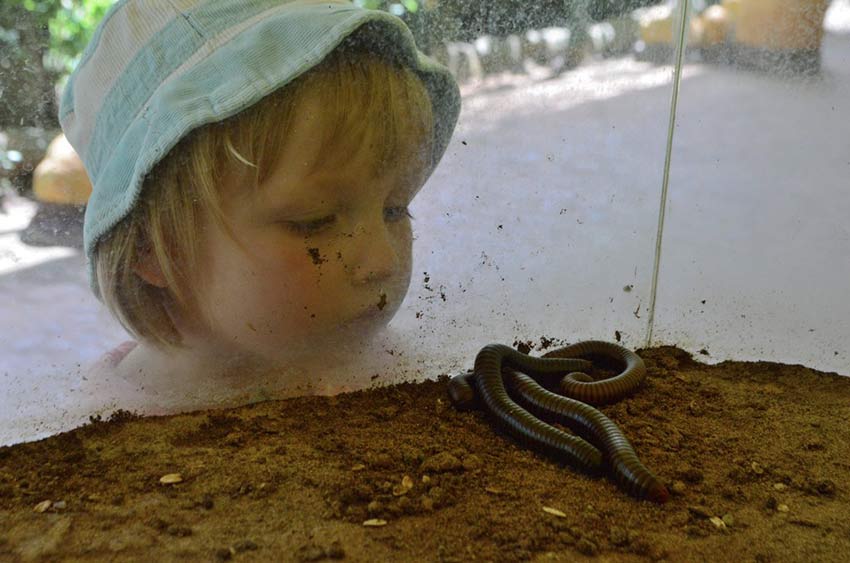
[646, 0, 690, 348]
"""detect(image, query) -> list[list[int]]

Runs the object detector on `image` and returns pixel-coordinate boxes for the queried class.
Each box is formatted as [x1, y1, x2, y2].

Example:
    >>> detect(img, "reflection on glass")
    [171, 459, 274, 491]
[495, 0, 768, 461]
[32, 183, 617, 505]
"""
[3, 0, 699, 445]
[654, 0, 850, 370]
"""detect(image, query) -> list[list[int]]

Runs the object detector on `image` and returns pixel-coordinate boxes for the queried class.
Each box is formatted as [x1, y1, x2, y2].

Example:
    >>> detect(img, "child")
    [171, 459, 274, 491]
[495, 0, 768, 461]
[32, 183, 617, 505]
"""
[60, 0, 460, 412]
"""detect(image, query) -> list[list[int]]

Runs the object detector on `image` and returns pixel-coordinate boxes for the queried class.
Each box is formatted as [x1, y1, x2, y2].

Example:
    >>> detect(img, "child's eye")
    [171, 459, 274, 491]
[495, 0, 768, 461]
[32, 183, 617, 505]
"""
[286, 215, 336, 235]
[385, 206, 414, 222]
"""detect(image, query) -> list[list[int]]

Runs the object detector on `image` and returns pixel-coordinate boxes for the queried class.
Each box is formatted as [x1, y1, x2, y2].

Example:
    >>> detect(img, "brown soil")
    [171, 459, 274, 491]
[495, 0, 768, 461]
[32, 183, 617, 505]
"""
[1, 345, 849, 562]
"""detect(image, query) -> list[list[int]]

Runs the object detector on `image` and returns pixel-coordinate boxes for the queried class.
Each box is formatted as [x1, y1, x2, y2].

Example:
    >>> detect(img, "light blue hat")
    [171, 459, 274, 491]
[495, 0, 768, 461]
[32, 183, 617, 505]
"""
[58, 0, 461, 297]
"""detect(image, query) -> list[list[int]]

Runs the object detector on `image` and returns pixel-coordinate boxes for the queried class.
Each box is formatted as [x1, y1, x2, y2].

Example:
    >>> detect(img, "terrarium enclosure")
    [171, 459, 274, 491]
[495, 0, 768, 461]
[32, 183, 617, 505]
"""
[0, 1, 849, 560]
[2, 0, 847, 444]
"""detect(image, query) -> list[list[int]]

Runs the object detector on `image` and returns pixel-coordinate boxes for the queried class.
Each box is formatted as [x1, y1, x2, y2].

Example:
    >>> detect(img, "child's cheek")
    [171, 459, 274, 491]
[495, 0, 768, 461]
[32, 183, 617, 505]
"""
[256, 243, 342, 323]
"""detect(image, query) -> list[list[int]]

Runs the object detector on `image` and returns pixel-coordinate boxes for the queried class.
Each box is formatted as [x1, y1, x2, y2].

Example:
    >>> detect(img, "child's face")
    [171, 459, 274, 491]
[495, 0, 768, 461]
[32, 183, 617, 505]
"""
[188, 96, 429, 364]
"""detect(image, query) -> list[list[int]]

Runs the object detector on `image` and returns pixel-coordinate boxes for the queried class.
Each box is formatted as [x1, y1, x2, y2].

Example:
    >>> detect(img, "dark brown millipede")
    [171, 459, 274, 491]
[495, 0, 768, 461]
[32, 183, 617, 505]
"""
[447, 341, 669, 504]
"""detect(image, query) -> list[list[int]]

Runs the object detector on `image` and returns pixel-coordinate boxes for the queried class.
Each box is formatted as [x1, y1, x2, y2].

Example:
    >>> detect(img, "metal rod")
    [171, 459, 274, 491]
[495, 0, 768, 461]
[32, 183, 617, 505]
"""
[646, 0, 690, 347]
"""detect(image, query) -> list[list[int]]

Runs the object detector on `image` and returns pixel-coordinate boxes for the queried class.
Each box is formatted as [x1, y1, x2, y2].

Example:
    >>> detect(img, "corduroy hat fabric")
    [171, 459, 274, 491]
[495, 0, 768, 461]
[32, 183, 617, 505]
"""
[59, 0, 461, 297]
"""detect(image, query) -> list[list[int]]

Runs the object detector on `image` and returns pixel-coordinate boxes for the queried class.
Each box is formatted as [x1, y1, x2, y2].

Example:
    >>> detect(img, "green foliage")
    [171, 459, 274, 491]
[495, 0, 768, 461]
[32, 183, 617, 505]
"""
[5, 0, 113, 78]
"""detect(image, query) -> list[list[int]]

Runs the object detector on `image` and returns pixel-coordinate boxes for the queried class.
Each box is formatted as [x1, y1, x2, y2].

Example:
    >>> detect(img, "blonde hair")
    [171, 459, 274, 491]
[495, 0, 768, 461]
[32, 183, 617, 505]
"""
[95, 36, 435, 348]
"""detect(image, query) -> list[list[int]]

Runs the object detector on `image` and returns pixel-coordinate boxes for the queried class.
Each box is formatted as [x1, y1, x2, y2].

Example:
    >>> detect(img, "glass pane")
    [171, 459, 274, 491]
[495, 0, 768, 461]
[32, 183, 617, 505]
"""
[652, 0, 850, 371]
[1, 0, 682, 445]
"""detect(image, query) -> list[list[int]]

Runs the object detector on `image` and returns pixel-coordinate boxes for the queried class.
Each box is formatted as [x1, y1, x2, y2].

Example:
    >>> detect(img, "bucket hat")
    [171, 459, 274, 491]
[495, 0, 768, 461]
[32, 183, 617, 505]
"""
[58, 0, 461, 296]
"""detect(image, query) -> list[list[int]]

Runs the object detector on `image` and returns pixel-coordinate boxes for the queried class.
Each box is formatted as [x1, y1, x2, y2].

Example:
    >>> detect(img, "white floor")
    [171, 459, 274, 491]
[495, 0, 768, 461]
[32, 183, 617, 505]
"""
[2, 30, 848, 446]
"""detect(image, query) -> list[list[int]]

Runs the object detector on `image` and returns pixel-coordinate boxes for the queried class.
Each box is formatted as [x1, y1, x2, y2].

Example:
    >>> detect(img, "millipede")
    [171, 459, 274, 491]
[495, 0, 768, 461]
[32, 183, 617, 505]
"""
[447, 341, 669, 503]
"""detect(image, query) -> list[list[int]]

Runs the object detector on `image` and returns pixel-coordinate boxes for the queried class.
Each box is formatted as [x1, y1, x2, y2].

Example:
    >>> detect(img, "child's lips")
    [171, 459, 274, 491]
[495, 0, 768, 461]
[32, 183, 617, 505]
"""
[347, 292, 392, 325]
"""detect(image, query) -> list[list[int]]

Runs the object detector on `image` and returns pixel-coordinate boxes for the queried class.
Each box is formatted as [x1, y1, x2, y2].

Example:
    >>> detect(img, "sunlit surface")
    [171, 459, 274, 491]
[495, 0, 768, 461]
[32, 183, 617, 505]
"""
[654, 31, 850, 369]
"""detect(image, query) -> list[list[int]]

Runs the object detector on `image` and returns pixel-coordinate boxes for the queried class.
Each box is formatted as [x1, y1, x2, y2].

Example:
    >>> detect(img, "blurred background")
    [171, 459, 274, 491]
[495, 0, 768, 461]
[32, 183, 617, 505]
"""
[2, 0, 849, 445]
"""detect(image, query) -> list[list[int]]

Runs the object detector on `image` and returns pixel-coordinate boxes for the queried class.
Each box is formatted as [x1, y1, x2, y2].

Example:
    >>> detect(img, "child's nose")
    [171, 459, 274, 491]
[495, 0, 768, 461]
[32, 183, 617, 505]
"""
[348, 221, 400, 284]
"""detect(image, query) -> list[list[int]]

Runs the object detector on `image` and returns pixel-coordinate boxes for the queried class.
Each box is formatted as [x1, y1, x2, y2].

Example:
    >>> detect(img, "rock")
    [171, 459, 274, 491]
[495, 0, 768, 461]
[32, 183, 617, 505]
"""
[159, 473, 183, 485]
[709, 516, 727, 530]
[33, 500, 51, 513]
[420, 452, 463, 473]
[32, 134, 92, 205]
[1, 127, 61, 186]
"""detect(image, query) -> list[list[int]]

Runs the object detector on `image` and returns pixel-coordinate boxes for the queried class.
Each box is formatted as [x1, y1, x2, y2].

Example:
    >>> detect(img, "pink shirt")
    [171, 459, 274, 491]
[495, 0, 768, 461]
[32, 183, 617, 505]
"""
[95, 340, 138, 369]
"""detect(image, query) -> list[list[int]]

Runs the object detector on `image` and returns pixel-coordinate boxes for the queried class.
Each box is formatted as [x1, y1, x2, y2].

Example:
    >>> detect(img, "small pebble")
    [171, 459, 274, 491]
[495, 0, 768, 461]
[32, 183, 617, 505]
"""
[721, 513, 735, 527]
[33, 500, 52, 513]
[542, 506, 567, 518]
[709, 516, 727, 530]
[420, 452, 462, 473]
[773, 483, 788, 491]
[777, 504, 790, 513]
[750, 462, 764, 475]
[52, 500, 67, 510]
[351, 464, 366, 471]
[392, 484, 410, 497]
[363, 519, 387, 527]
[671, 480, 687, 495]
[160, 473, 183, 485]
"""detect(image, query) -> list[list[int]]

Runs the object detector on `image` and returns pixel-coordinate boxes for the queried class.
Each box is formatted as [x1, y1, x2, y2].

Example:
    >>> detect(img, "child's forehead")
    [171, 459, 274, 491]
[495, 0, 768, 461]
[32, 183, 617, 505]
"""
[268, 96, 429, 182]
[257, 147, 427, 205]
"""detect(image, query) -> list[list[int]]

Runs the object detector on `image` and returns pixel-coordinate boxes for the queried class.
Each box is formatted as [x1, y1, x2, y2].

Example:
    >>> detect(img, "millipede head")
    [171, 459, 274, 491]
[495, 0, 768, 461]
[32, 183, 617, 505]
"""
[645, 482, 670, 504]
[447, 371, 479, 411]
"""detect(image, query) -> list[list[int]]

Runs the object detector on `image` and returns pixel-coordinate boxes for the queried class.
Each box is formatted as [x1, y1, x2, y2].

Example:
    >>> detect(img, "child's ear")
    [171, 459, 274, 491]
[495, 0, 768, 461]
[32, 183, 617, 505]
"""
[132, 249, 168, 288]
